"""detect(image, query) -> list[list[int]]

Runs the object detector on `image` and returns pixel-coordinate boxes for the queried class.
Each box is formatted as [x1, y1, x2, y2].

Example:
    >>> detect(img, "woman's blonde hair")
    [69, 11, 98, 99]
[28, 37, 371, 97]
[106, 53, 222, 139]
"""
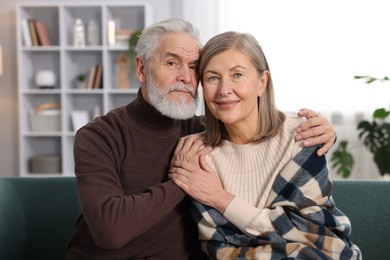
[199, 31, 285, 146]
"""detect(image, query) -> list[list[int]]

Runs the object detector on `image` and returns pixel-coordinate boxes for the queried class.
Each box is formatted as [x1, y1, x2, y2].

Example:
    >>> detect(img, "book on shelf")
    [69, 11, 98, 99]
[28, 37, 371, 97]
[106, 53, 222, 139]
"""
[115, 28, 137, 45]
[28, 19, 39, 46]
[35, 21, 51, 46]
[93, 64, 103, 89]
[86, 65, 97, 89]
[21, 19, 32, 46]
[25, 19, 52, 46]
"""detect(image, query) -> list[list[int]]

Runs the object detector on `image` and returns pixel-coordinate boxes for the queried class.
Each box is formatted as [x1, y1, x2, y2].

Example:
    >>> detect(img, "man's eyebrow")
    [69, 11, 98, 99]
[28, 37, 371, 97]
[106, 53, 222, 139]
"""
[163, 52, 182, 61]
[163, 52, 198, 64]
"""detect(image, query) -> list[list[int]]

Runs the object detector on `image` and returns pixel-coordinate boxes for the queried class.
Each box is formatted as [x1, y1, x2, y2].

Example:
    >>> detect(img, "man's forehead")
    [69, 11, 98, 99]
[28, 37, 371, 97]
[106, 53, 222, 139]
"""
[157, 33, 200, 61]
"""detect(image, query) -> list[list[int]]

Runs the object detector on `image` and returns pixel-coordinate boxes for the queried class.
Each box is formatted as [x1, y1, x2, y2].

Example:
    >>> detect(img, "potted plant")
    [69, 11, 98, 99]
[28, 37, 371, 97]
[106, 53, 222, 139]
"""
[76, 74, 86, 89]
[128, 30, 142, 70]
[331, 75, 390, 178]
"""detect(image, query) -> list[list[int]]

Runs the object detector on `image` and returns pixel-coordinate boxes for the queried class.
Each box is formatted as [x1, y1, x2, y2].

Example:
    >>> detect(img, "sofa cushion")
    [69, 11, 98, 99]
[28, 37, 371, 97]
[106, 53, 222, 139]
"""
[333, 180, 390, 260]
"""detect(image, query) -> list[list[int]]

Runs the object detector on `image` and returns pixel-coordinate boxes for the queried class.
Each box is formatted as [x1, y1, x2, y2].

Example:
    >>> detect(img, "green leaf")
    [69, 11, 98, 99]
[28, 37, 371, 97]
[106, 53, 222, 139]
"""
[373, 145, 390, 176]
[373, 108, 390, 119]
[330, 140, 354, 178]
[354, 75, 366, 79]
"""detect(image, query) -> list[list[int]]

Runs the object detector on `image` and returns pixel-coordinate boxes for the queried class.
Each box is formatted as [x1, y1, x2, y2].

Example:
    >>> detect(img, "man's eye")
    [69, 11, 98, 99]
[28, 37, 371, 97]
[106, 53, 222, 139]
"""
[167, 61, 178, 67]
[189, 65, 197, 70]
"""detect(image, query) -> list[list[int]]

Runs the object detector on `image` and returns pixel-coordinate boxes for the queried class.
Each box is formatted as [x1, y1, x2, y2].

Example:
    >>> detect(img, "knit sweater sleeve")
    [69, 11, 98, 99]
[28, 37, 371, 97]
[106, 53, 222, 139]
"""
[222, 139, 302, 237]
[74, 120, 187, 250]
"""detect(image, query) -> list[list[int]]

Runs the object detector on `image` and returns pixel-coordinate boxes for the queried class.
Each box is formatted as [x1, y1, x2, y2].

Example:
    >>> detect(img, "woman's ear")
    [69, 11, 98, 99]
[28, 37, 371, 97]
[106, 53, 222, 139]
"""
[135, 57, 146, 83]
[258, 70, 269, 97]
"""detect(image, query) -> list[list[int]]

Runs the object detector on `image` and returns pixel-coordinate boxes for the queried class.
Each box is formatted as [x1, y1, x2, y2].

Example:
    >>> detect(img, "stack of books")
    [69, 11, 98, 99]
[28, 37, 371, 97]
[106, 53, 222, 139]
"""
[107, 19, 136, 46]
[21, 19, 51, 47]
[86, 64, 103, 89]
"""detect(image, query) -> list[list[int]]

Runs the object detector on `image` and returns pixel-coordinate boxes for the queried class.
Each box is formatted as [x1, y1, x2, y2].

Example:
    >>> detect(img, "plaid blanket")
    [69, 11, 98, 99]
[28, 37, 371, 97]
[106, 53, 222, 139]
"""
[192, 146, 362, 260]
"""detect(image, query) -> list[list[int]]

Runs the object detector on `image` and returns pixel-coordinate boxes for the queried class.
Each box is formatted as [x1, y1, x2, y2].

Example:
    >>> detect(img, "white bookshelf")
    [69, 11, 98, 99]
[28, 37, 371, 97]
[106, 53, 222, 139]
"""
[17, 2, 153, 177]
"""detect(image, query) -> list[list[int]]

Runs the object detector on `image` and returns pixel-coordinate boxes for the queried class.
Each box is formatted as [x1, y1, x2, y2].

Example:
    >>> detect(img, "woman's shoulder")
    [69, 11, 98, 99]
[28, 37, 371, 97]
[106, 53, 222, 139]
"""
[283, 113, 306, 130]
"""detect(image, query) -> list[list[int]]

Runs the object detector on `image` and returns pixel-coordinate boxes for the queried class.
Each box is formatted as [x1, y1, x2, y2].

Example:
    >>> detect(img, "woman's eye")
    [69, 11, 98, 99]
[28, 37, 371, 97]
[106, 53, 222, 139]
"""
[208, 75, 219, 81]
[233, 72, 243, 78]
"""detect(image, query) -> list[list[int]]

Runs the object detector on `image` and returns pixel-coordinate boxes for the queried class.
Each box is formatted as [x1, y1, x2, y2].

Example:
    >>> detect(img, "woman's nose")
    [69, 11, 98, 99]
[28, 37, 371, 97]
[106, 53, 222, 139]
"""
[218, 78, 233, 95]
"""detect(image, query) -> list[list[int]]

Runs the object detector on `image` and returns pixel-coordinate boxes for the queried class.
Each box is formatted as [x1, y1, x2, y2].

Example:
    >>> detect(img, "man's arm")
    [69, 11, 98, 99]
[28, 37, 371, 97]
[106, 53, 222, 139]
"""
[74, 127, 186, 249]
[295, 108, 336, 156]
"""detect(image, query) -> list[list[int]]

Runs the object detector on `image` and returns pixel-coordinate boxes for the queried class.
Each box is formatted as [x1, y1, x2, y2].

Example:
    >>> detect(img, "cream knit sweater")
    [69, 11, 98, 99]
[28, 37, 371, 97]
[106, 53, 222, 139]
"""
[202, 114, 305, 238]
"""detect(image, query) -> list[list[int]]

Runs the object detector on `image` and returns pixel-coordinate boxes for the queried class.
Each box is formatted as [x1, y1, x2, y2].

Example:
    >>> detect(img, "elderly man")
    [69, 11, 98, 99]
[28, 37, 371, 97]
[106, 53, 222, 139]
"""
[66, 18, 336, 259]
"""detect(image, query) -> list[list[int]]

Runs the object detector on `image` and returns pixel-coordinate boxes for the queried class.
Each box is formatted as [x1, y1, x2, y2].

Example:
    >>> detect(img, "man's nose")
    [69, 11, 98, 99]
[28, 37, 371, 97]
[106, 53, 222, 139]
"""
[177, 66, 192, 84]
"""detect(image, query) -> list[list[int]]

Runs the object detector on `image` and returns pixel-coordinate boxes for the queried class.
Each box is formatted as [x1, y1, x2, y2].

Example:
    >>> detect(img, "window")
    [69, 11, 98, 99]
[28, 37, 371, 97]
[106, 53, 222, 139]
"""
[218, 0, 390, 114]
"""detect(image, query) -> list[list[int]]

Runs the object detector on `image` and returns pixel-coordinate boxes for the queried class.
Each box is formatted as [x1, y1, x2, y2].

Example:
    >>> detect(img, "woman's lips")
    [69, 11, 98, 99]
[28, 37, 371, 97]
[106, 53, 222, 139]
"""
[216, 100, 239, 109]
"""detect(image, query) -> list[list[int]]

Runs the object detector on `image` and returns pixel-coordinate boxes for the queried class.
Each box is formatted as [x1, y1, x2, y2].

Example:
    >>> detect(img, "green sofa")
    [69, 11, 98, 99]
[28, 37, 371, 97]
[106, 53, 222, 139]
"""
[0, 177, 79, 260]
[0, 177, 389, 260]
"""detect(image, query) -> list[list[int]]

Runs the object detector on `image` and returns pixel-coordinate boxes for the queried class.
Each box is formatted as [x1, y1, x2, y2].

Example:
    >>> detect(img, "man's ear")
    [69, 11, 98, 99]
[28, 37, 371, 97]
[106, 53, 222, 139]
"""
[136, 57, 146, 83]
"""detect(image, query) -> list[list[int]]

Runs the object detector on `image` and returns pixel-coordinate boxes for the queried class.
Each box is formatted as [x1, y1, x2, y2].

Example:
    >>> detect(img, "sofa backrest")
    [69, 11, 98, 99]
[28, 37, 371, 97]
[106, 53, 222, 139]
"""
[1, 177, 388, 260]
[333, 180, 390, 260]
[0, 177, 79, 260]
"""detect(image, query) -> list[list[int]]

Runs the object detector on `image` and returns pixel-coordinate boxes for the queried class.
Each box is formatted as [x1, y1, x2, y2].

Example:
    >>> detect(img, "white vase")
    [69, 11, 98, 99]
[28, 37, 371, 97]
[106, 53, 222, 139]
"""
[35, 70, 56, 89]
[73, 18, 86, 47]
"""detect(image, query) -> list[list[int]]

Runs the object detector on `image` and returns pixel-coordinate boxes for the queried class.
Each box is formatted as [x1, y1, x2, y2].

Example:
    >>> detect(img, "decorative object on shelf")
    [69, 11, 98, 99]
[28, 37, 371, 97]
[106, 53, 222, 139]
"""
[29, 154, 61, 174]
[87, 19, 99, 46]
[127, 30, 142, 86]
[107, 19, 116, 45]
[35, 70, 56, 89]
[76, 74, 86, 89]
[94, 105, 101, 118]
[71, 110, 89, 132]
[331, 75, 390, 178]
[73, 18, 86, 47]
[29, 103, 61, 132]
[117, 52, 130, 89]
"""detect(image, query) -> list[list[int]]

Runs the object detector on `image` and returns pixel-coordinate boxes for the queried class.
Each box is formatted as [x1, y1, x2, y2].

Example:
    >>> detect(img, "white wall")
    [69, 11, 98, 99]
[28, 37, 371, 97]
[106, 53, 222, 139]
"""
[0, 0, 18, 177]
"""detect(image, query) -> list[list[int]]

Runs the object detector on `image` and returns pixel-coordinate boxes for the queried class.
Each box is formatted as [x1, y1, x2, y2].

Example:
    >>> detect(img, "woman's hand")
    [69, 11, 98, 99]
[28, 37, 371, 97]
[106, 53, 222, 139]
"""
[295, 108, 337, 156]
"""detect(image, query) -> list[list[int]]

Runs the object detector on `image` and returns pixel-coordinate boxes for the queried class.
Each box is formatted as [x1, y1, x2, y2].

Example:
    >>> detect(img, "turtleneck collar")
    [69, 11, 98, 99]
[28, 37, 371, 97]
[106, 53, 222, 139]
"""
[127, 89, 182, 132]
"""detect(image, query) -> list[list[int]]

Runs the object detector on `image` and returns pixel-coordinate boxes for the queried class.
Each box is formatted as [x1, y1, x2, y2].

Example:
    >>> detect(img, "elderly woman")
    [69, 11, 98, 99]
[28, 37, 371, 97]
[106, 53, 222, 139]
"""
[170, 31, 361, 260]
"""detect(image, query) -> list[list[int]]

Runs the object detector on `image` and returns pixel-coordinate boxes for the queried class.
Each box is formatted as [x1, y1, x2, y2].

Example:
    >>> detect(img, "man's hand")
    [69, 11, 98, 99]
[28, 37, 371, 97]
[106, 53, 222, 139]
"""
[169, 134, 233, 213]
[295, 108, 336, 156]
[170, 133, 212, 167]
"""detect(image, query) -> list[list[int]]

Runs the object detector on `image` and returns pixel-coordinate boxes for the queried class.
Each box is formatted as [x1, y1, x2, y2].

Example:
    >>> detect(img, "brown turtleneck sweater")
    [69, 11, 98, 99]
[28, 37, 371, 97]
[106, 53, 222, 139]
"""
[66, 90, 205, 259]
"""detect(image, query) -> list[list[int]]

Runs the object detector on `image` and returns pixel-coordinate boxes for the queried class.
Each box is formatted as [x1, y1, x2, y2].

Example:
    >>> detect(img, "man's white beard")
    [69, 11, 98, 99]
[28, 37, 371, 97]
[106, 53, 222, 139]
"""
[146, 72, 198, 120]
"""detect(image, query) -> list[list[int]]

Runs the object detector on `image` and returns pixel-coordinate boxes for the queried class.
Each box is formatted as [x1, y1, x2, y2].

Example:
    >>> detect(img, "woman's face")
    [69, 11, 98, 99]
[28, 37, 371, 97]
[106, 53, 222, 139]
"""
[202, 49, 268, 129]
